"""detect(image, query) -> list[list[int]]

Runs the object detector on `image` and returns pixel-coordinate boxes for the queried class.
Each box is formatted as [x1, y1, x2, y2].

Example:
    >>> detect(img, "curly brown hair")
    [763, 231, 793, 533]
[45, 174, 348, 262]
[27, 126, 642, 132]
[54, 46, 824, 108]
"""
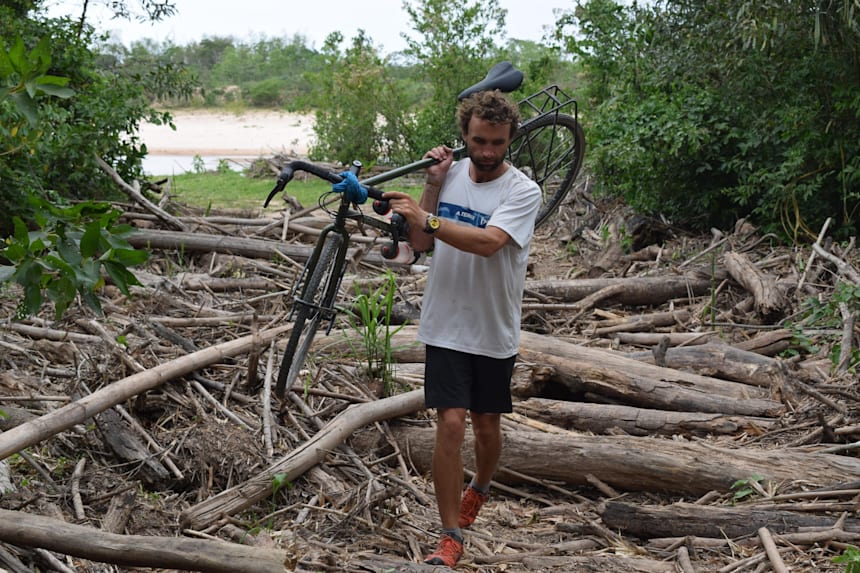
[457, 90, 520, 140]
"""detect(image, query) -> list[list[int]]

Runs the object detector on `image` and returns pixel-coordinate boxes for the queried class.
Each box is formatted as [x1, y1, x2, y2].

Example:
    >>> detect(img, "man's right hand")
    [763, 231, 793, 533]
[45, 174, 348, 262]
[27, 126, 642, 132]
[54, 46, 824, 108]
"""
[424, 145, 454, 188]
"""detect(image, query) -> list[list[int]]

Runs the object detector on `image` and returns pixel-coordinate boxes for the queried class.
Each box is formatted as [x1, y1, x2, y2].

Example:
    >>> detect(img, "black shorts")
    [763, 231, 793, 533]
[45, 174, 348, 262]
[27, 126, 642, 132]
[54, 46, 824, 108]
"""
[423, 345, 517, 413]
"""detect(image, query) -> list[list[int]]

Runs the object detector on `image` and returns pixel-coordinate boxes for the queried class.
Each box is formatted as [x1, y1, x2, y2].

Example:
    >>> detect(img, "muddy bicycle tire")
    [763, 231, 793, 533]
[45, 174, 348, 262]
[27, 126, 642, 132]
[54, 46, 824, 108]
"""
[508, 112, 585, 229]
[275, 233, 344, 398]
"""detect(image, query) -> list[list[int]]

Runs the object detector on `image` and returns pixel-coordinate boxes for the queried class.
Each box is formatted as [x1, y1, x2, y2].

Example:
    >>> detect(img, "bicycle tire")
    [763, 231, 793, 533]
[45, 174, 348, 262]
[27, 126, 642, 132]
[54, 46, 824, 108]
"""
[508, 112, 585, 229]
[275, 233, 344, 398]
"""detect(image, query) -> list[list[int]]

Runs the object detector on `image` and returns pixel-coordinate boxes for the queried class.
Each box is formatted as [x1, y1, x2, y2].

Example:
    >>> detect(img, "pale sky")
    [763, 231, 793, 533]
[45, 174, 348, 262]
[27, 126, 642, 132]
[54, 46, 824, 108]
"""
[45, 0, 573, 53]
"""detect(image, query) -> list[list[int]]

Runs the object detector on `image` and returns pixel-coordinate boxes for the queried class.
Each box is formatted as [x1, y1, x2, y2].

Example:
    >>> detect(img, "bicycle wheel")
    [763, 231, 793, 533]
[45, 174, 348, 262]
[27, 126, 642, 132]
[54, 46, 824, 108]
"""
[508, 112, 585, 229]
[275, 233, 344, 398]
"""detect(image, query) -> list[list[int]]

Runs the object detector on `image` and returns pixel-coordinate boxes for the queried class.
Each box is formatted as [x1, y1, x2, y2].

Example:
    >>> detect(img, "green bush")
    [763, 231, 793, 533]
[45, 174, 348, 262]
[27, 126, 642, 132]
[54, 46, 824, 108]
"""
[0, 198, 149, 320]
[246, 78, 287, 107]
[562, 0, 860, 239]
[0, 8, 195, 235]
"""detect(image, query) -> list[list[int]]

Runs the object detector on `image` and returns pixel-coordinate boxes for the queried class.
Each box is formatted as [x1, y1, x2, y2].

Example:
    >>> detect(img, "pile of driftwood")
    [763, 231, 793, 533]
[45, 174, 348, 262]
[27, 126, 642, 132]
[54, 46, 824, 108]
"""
[1, 167, 859, 573]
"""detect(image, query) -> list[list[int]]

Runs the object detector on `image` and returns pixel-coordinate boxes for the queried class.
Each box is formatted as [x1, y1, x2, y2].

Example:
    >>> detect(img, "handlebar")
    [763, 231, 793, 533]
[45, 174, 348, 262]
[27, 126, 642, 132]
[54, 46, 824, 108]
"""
[263, 160, 388, 208]
[264, 159, 412, 262]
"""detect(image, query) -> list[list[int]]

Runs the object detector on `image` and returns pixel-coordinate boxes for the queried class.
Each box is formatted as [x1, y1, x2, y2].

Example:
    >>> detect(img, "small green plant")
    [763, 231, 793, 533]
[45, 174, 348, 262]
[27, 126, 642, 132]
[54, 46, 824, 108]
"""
[345, 270, 404, 394]
[730, 474, 765, 503]
[216, 159, 232, 174]
[191, 154, 205, 173]
[790, 281, 860, 371]
[619, 226, 633, 253]
[272, 472, 293, 496]
[834, 546, 860, 572]
[599, 224, 611, 244]
[0, 197, 149, 319]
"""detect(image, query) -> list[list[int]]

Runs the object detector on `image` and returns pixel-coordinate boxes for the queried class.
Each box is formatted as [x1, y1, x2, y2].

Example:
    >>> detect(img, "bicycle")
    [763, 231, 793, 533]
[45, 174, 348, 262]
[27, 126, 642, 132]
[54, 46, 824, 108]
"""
[264, 61, 585, 398]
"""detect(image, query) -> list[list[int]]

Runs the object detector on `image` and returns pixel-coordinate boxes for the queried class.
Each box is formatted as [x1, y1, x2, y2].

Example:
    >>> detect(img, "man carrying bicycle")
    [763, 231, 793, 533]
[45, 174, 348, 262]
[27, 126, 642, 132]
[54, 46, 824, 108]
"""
[385, 89, 541, 567]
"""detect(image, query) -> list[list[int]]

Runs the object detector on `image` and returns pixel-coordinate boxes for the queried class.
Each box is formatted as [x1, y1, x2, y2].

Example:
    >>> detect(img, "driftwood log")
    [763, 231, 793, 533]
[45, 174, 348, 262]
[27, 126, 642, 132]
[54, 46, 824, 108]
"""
[626, 342, 794, 386]
[0, 509, 286, 573]
[391, 426, 860, 497]
[724, 251, 787, 319]
[324, 326, 784, 417]
[526, 275, 713, 306]
[514, 398, 775, 436]
[599, 500, 860, 539]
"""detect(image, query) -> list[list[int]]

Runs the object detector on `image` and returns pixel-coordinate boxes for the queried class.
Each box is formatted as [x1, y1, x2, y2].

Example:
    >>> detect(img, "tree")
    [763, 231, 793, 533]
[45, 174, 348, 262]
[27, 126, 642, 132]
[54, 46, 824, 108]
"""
[558, 0, 860, 239]
[1, 0, 186, 319]
[308, 30, 414, 165]
[0, 0, 195, 236]
[402, 0, 507, 152]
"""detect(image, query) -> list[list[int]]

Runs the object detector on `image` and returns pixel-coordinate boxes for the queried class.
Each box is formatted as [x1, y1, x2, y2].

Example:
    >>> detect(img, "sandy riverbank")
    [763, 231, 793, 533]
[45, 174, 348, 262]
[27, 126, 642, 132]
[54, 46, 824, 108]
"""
[139, 109, 315, 157]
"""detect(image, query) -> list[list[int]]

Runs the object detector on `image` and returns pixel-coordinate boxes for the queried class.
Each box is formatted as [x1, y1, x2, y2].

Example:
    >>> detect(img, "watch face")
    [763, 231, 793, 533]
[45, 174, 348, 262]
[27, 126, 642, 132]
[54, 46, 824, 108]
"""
[429, 216, 441, 229]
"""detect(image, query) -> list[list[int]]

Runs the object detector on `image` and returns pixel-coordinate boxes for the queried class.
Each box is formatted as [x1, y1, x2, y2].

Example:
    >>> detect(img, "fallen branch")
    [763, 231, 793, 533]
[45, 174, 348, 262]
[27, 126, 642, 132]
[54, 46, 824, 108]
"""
[0, 509, 286, 573]
[181, 388, 425, 529]
[96, 156, 187, 232]
[0, 325, 289, 461]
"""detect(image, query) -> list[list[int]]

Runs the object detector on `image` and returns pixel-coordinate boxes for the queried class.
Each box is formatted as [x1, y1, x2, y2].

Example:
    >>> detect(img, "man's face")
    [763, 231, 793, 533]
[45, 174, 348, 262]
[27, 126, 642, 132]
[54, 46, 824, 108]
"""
[463, 116, 512, 178]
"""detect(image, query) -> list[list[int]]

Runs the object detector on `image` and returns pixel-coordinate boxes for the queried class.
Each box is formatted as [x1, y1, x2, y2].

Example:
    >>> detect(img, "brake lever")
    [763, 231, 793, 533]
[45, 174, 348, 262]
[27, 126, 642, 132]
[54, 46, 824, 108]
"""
[263, 166, 295, 207]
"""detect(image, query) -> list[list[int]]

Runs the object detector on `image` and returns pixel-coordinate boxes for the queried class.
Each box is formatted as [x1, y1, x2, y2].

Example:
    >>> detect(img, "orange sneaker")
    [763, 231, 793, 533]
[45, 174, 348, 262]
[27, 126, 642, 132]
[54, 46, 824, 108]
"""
[458, 486, 488, 528]
[424, 534, 463, 567]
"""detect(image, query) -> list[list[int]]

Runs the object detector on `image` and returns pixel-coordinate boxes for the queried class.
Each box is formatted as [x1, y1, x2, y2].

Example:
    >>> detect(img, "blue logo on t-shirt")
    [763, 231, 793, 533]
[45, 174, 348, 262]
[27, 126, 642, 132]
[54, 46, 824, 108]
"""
[438, 202, 490, 228]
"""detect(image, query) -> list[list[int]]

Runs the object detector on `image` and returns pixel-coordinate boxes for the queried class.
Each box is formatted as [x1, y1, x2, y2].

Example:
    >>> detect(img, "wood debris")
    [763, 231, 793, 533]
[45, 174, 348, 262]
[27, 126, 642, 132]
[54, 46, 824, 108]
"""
[0, 173, 858, 572]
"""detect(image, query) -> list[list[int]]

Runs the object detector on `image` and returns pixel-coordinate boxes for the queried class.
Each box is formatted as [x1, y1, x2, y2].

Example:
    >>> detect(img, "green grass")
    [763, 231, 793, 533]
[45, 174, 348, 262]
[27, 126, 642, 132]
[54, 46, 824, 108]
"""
[162, 170, 330, 212]
[161, 169, 422, 212]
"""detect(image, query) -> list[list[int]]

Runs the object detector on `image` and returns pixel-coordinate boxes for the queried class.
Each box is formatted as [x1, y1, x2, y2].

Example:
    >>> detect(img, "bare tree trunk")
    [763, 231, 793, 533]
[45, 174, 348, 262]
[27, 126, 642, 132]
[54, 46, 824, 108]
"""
[324, 327, 783, 416]
[724, 251, 787, 319]
[515, 398, 776, 437]
[390, 426, 860, 497]
[625, 342, 791, 387]
[526, 275, 713, 305]
[0, 509, 286, 573]
[599, 500, 860, 539]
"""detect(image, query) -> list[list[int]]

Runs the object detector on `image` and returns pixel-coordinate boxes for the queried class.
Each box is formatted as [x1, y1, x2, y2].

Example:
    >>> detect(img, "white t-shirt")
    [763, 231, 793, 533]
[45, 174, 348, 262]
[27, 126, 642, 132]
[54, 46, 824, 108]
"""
[417, 158, 541, 358]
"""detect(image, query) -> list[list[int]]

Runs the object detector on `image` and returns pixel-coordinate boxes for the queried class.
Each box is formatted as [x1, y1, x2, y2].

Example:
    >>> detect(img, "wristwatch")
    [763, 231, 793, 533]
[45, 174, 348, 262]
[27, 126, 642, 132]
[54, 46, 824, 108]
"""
[424, 214, 441, 234]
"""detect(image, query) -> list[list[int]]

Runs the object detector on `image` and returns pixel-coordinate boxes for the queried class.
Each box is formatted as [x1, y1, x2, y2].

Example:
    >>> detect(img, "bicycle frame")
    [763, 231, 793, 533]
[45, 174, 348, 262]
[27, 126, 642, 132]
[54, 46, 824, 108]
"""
[268, 160, 408, 335]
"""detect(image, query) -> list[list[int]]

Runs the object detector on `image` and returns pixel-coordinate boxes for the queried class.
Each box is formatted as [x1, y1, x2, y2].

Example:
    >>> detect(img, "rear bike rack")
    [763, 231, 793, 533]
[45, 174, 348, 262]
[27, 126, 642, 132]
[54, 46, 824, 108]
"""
[518, 85, 579, 125]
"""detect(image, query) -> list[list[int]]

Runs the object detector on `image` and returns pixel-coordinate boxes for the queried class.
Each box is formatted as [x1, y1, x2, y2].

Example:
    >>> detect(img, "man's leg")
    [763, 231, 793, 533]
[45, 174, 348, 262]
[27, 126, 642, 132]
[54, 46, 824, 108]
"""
[470, 411, 502, 487]
[457, 411, 500, 528]
[433, 407, 468, 529]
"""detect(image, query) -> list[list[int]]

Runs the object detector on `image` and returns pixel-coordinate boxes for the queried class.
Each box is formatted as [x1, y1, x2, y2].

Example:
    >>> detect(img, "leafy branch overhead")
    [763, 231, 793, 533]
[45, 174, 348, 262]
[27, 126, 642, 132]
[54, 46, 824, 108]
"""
[0, 35, 74, 127]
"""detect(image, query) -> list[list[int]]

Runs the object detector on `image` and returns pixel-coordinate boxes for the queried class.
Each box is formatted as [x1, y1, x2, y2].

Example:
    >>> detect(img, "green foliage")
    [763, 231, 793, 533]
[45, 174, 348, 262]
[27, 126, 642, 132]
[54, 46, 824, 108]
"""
[0, 35, 75, 126]
[245, 77, 288, 107]
[345, 270, 405, 394]
[403, 0, 507, 151]
[561, 0, 860, 239]
[834, 546, 860, 573]
[308, 30, 415, 164]
[0, 197, 149, 320]
[0, 8, 195, 236]
[205, 35, 320, 109]
[271, 472, 293, 496]
[789, 281, 860, 372]
[730, 474, 765, 503]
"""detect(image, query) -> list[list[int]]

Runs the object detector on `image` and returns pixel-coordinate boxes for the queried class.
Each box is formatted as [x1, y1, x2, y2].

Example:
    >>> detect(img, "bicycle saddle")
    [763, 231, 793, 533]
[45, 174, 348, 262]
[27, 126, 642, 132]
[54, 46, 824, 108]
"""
[457, 61, 523, 101]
